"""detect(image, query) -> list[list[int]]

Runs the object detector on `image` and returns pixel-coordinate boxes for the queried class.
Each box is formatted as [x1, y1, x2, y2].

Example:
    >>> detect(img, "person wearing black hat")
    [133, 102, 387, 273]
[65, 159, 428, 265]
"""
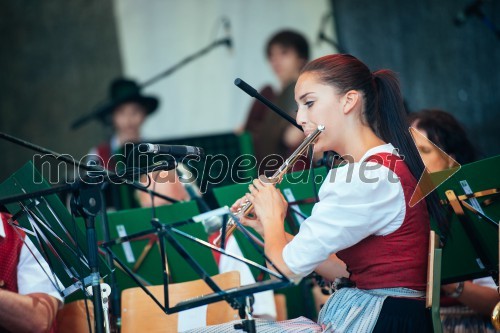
[89, 78, 189, 209]
[100, 78, 158, 144]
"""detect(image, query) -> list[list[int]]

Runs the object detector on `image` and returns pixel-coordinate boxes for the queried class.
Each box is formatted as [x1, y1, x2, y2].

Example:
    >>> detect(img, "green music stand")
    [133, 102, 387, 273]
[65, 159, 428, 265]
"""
[430, 155, 499, 284]
[77, 201, 219, 292]
[0, 161, 111, 303]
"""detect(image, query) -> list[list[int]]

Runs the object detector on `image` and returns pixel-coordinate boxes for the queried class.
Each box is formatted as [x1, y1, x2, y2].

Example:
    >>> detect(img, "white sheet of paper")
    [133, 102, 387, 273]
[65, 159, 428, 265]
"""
[116, 224, 136, 263]
[459, 180, 485, 215]
[177, 305, 207, 332]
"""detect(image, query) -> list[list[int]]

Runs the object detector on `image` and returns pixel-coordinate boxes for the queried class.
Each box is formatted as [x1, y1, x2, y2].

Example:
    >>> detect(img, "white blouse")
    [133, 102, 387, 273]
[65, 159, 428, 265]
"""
[0, 218, 64, 303]
[282, 144, 407, 276]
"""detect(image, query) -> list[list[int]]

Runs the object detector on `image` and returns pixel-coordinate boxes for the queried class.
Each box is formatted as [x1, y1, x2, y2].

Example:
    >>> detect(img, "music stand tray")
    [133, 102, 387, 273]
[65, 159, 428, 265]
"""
[431, 155, 499, 284]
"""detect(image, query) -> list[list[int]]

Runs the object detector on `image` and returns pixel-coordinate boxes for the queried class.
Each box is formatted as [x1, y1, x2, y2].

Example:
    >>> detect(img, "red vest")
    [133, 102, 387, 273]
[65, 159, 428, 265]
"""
[0, 213, 25, 293]
[336, 153, 430, 291]
[0, 213, 59, 332]
[96, 142, 113, 170]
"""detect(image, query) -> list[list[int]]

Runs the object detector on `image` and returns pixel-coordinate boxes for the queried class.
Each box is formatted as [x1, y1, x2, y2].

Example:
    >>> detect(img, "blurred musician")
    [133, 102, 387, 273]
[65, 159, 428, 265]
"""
[88, 78, 189, 209]
[243, 30, 310, 174]
[410, 109, 499, 333]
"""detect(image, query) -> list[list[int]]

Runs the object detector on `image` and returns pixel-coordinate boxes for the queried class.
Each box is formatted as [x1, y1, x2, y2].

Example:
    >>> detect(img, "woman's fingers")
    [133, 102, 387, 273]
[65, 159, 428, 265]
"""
[230, 198, 242, 212]
[245, 193, 255, 203]
[253, 178, 265, 190]
[239, 215, 264, 236]
[239, 215, 256, 226]
[231, 195, 251, 212]
[248, 183, 258, 194]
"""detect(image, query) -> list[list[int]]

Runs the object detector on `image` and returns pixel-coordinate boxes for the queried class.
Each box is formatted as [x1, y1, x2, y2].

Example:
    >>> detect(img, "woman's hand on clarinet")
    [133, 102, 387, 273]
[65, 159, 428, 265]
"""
[245, 178, 288, 231]
[230, 196, 265, 236]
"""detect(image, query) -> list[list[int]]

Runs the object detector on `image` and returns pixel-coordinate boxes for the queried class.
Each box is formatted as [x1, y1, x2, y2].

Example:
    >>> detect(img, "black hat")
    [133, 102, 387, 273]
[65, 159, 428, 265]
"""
[98, 78, 159, 119]
[71, 78, 159, 130]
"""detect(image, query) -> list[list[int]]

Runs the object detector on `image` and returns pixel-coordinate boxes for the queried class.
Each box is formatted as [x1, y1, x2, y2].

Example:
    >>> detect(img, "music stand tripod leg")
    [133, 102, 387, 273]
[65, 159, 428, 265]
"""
[234, 295, 256, 333]
[86, 283, 112, 333]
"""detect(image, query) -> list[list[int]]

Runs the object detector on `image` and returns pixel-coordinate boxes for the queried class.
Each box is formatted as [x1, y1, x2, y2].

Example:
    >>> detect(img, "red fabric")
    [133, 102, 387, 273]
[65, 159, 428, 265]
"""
[0, 213, 58, 333]
[0, 213, 25, 293]
[336, 153, 430, 291]
[95, 142, 113, 170]
[440, 295, 461, 307]
[244, 85, 275, 134]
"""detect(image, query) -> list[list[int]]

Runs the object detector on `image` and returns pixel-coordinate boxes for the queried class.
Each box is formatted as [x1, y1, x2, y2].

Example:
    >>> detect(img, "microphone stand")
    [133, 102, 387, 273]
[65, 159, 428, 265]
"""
[316, 12, 347, 54]
[0, 132, 179, 204]
[318, 31, 346, 53]
[98, 189, 121, 331]
[141, 37, 231, 88]
[234, 78, 303, 132]
[454, 0, 500, 40]
[71, 37, 231, 130]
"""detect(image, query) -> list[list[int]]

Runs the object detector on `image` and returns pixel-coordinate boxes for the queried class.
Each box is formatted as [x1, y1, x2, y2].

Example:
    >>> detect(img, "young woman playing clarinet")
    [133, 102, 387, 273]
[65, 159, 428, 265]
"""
[233, 54, 447, 332]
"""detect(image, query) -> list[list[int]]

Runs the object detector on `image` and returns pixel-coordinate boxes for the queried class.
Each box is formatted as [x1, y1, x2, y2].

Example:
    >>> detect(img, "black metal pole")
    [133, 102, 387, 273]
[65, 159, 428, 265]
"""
[85, 215, 105, 333]
[71, 38, 230, 130]
[234, 78, 303, 132]
[99, 189, 121, 330]
[141, 38, 230, 88]
[0, 184, 73, 205]
[72, 178, 107, 333]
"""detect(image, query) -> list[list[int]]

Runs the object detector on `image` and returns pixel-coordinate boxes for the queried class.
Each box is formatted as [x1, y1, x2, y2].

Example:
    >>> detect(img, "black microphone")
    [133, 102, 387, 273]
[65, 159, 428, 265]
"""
[222, 17, 233, 52]
[317, 13, 331, 46]
[234, 78, 303, 131]
[234, 78, 258, 98]
[138, 144, 205, 158]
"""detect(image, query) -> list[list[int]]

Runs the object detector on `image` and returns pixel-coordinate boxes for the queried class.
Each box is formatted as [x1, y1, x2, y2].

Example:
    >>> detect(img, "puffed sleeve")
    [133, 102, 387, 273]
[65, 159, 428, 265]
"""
[282, 162, 406, 276]
[17, 237, 64, 304]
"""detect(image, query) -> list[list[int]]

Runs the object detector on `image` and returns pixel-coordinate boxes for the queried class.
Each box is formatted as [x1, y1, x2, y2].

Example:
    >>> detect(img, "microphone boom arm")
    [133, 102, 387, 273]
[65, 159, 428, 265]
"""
[71, 37, 231, 130]
[141, 38, 231, 88]
[234, 78, 303, 132]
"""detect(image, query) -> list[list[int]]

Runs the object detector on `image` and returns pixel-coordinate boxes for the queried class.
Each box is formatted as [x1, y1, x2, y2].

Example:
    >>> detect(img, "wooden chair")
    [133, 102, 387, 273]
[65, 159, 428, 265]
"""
[426, 230, 443, 333]
[274, 293, 287, 321]
[121, 271, 240, 333]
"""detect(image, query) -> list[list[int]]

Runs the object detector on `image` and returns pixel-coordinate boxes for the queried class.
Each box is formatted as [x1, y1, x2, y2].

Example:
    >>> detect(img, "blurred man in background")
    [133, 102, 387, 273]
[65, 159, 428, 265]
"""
[243, 30, 310, 174]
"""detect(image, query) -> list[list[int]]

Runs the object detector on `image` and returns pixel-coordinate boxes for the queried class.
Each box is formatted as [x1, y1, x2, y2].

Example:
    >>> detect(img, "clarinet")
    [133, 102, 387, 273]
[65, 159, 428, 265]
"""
[213, 125, 325, 247]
